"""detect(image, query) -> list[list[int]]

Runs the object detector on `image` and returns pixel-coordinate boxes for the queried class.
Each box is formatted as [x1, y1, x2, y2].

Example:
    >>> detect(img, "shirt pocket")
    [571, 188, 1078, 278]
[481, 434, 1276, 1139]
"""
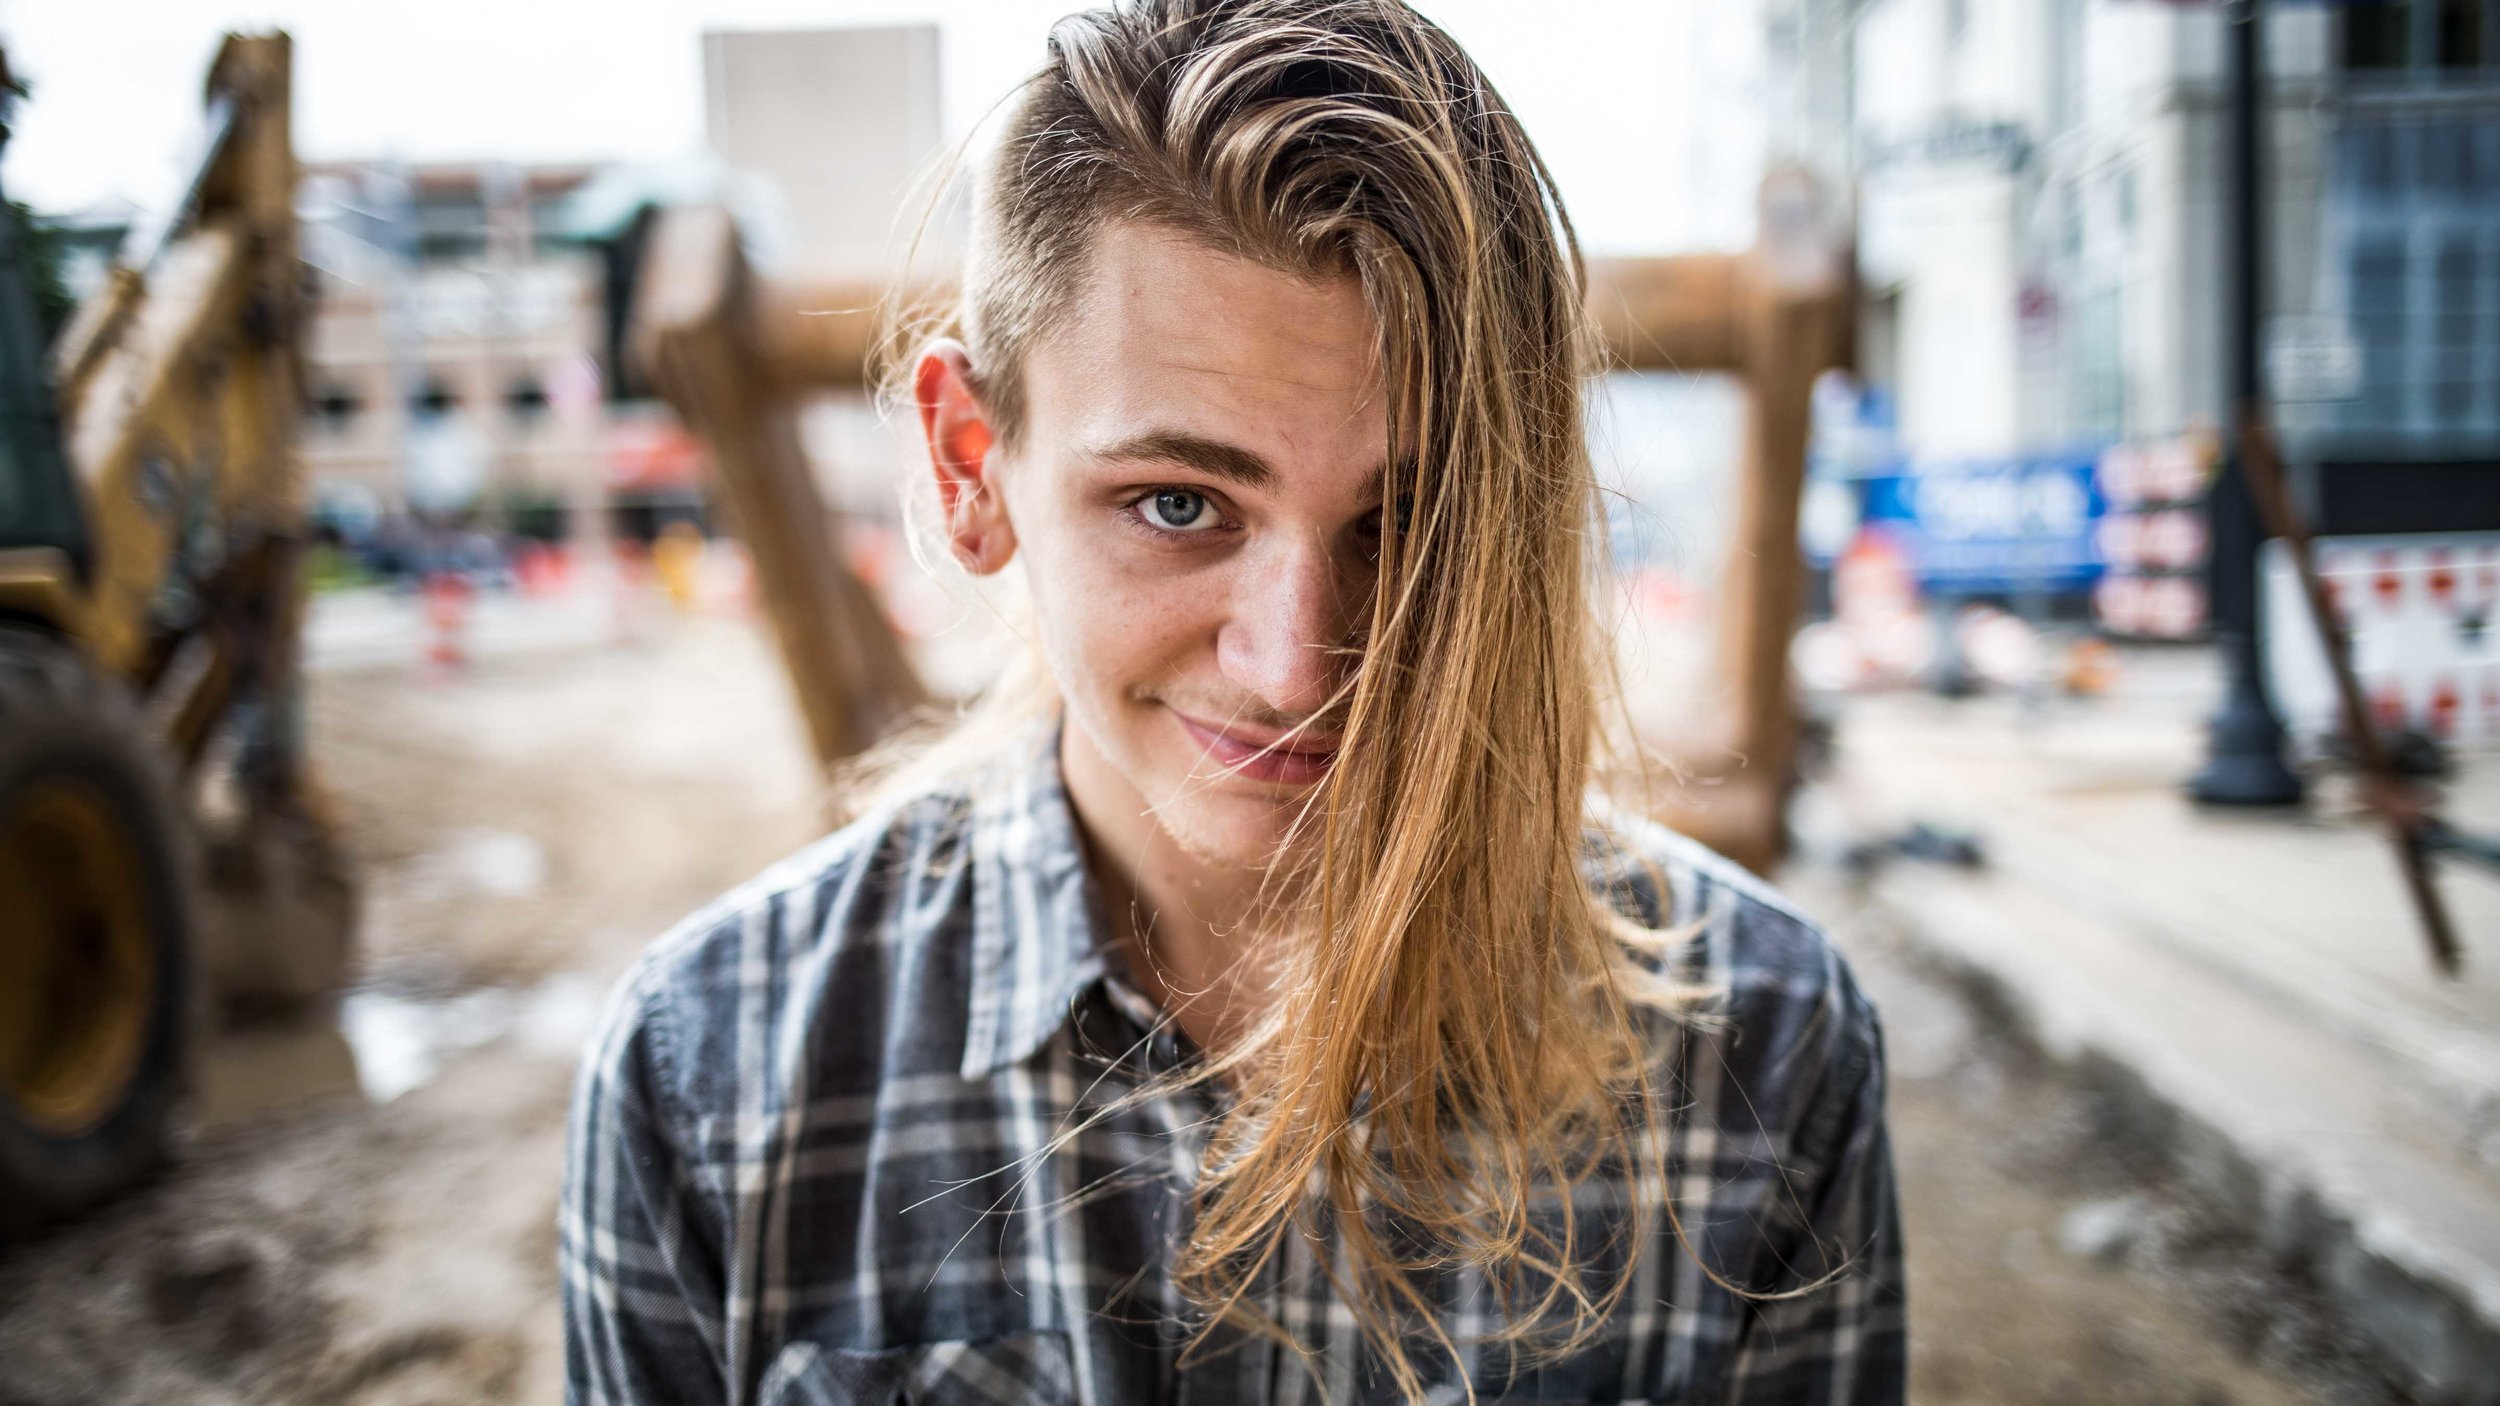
[758, 1328, 1079, 1406]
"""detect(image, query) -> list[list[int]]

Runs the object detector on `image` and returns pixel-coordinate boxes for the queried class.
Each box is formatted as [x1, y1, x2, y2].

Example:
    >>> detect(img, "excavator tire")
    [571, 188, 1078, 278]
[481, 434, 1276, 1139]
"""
[0, 626, 193, 1242]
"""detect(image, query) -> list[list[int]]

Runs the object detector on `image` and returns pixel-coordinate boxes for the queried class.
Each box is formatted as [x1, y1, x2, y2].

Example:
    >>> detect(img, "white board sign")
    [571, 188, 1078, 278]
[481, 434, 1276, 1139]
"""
[2262, 533, 2500, 751]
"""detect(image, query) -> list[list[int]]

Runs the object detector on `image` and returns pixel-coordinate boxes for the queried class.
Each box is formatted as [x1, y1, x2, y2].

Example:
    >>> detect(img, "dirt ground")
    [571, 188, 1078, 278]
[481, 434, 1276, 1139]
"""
[0, 612, 821, 1406]
[0, 605, 2402, 1404]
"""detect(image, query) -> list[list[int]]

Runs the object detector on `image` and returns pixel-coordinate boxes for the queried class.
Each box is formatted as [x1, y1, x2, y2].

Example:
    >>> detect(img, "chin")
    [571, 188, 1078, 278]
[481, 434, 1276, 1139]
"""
[1124, 724, 1315, 870]
[1066, 688, 1326, 871]
[1149, 782, 1309, 871]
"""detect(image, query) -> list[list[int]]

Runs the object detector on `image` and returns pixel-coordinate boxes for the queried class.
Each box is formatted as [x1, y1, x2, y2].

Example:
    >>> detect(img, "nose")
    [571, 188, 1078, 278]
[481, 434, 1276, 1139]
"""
[1216, 533, 1357, 720]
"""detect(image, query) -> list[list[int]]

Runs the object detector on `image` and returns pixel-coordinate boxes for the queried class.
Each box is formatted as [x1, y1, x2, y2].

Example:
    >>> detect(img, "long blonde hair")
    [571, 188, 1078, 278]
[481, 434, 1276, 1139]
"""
[873, 2, 1704, 1396]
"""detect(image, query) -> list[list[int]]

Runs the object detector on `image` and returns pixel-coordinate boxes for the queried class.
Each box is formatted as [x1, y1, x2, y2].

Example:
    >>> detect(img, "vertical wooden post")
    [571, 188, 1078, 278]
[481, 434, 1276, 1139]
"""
[1586, 171, 1852, 873]
[1704, 293, 1833, 867]
[634, 207, 927, 775]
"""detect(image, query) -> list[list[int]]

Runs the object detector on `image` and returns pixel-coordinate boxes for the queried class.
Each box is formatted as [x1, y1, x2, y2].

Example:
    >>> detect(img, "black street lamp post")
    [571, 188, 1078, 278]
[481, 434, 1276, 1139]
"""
[2190, 0, 2305, 807]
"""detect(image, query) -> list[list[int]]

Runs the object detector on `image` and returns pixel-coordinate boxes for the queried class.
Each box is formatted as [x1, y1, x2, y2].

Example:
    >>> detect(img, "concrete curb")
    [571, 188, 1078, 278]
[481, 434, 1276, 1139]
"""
[1840, 863, 2500, 1406]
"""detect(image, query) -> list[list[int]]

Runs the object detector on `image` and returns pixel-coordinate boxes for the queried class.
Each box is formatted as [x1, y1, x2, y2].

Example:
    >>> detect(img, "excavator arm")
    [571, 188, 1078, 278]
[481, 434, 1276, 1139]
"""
[2, 31, 351, 1240]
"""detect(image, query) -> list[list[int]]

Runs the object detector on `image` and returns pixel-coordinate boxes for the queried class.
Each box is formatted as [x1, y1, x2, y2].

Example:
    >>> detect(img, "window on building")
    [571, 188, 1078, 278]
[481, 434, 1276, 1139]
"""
[2069, 286, 2126, 443]
[2347, 236, 2410, 437]
[505, 378, 550, 424]
[528, 195, 575, 255]
[411, 377, 458, 421]
[2342, 0, 2500, 73]
[310, 384, 363, 432]
[2050, 0, 2085, 135]
[2321, 113, 2500, 449]
[2431, 236, 2486, 427]
[2438, 0, 2487, 67]
[2344, 1, 2416, 69]
[415, 192, 490, 265]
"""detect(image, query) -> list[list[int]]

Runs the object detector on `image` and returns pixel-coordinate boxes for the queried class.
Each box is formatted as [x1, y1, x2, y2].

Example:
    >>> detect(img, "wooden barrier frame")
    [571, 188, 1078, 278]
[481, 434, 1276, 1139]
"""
[637, 171, 1850, 868]
[632, 207, 927, 771]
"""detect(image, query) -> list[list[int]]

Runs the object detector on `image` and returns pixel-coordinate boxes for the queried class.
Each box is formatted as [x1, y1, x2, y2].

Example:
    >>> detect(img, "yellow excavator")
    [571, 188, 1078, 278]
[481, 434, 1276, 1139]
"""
[0, 34, 353, 1236]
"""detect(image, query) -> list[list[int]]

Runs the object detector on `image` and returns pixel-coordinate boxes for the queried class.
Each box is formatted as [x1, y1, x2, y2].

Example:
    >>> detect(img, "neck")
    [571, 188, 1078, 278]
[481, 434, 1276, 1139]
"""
[1058, 719, 1279, 1056]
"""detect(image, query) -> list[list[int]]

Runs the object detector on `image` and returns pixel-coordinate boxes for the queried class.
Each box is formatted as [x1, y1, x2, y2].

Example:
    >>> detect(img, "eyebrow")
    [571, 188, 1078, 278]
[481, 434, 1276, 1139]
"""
[1089, 430, 1277, 490]
[1088, 429, 1399, 503]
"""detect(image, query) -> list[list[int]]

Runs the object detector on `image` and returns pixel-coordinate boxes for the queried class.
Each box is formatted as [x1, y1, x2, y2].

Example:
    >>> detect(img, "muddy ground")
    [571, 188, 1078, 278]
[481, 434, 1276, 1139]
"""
[0, 606, 2397, 1404]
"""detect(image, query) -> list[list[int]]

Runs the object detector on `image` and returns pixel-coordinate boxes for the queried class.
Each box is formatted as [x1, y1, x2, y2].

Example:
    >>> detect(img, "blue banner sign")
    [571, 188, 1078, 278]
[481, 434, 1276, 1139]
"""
[1856, 454, 2107, 595]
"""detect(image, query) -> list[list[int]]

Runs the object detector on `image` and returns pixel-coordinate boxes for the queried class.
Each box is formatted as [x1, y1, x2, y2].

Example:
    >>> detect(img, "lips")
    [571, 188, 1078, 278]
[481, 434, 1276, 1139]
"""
[1170, 709, 1340, 786]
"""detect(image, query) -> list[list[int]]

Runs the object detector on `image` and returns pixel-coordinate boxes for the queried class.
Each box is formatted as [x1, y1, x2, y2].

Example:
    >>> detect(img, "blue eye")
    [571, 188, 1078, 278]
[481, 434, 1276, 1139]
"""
[1139, 488, 1218, 532]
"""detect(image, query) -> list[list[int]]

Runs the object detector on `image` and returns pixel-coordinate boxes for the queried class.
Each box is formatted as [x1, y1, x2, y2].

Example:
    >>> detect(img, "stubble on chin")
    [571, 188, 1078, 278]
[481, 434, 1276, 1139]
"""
[1164, 777, 1333, 887]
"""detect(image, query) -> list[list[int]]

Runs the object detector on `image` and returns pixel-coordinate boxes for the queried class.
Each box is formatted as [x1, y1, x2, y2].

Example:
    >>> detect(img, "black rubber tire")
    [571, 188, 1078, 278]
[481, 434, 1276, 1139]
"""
[0, 626, 193, 1243]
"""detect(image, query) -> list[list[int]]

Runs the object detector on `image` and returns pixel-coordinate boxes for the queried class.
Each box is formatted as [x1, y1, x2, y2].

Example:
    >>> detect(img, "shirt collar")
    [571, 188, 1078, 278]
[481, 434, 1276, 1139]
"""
[959, 717, 1119, 1079]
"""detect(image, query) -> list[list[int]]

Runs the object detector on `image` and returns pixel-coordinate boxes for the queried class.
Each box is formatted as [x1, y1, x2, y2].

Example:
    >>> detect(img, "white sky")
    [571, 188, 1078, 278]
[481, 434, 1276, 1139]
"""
[0, 0, 1762, 255]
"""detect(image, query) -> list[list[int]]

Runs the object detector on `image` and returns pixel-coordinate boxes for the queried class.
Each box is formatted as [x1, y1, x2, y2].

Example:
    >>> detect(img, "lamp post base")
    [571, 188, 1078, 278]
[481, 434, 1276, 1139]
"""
[2189, 659, 2305, 807]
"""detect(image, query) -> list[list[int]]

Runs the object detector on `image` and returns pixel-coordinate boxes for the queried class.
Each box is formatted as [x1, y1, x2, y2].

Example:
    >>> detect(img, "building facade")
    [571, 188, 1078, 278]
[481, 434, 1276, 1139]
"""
[1824, 0, 2500, 632]
[296, 161, 613, 536]
[2290, 0, 2500, 533]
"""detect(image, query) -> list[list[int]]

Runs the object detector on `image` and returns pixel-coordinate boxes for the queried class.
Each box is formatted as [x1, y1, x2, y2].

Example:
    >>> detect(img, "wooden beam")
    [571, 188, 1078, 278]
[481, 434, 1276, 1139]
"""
[756, 281, 922, 394]
[1585, 255, 1743, 373]
[1645, 173, 1853, 873]
[634, 206, 927, 774]
[765, 257, 1746, 388]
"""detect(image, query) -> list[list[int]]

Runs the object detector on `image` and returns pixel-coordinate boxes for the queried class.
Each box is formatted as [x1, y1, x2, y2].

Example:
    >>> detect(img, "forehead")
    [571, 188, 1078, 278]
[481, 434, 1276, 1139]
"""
[1018, 221, 1388, 486]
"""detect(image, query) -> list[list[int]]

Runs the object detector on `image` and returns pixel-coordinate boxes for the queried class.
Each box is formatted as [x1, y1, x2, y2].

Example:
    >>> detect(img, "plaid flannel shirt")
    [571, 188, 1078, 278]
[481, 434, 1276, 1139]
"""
[561, 723, 1905, 1405]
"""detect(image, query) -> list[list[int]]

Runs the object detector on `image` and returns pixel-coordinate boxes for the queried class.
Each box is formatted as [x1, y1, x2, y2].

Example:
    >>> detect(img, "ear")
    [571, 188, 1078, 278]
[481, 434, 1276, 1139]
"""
[915, 341, 1015, 575]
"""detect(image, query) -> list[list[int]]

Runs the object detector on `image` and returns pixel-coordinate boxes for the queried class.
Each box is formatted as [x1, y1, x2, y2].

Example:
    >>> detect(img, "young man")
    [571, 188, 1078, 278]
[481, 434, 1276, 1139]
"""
[562, 2, 1905, 1401]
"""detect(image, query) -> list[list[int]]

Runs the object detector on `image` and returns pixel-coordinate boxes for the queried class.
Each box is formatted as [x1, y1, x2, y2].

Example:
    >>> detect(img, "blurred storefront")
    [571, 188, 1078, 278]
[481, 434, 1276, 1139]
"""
[1832, 0, 2500, 642]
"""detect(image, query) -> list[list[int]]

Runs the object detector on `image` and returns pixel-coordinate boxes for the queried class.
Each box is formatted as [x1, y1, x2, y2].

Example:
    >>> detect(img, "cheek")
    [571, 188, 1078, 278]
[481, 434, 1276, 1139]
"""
[1020, 512, 1223, 712]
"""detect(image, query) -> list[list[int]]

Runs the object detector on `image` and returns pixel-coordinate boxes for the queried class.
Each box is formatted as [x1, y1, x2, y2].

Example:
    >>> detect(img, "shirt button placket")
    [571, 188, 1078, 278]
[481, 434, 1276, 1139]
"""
[1173, 1255, 1281, 1406]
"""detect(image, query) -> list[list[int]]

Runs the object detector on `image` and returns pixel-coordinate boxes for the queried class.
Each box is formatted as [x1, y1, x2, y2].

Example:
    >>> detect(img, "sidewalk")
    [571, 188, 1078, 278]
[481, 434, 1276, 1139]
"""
[1801, 646, 2500, 1404]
